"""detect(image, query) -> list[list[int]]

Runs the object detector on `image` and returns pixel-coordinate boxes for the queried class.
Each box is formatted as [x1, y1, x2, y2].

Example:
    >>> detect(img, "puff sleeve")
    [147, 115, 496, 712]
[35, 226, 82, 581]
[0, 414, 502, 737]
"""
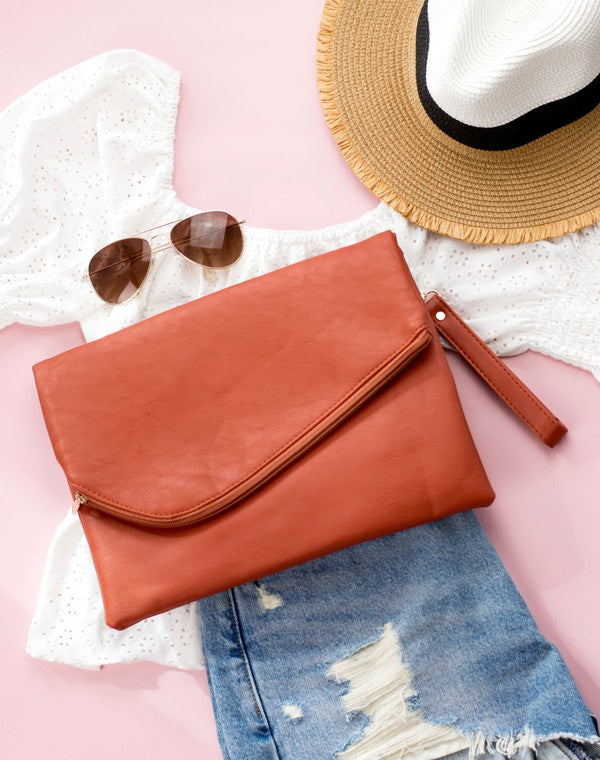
[0, 48, 181, 330]
[388, 210, 600, 382]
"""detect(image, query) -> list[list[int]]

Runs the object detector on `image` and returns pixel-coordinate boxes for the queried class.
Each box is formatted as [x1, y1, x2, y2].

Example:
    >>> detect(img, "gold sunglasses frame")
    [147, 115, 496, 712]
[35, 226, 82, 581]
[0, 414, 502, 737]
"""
[82, 214, 245, 305]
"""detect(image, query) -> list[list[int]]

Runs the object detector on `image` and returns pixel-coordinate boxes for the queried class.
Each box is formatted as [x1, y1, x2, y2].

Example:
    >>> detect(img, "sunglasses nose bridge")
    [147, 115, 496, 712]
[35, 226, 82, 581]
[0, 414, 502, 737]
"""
[149, 231, 169, 246]
[147, 231, 176, 262]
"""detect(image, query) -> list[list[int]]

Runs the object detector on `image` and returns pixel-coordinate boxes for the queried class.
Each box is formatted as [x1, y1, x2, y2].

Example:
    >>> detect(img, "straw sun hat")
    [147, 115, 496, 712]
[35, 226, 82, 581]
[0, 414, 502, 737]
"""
[317, 0, 600, 244]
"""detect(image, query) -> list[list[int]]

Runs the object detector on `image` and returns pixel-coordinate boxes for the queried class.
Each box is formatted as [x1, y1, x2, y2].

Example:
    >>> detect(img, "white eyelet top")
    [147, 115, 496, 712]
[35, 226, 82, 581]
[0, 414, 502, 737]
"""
[1, 49, 598, 670]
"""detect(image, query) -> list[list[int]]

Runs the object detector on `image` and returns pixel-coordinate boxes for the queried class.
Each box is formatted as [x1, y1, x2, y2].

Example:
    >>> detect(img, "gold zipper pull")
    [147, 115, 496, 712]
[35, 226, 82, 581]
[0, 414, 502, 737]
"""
[72, 492, 87, 515]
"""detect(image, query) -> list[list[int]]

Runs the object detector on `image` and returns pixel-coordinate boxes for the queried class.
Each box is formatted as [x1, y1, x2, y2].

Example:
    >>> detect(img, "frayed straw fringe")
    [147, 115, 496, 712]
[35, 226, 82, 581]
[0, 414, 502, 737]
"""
[316, 0, 600, 246]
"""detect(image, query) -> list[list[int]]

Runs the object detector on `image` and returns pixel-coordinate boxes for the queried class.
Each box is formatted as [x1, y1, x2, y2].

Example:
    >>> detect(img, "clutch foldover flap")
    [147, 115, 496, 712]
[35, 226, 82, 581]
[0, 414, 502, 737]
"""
[33, 231, 431, 529]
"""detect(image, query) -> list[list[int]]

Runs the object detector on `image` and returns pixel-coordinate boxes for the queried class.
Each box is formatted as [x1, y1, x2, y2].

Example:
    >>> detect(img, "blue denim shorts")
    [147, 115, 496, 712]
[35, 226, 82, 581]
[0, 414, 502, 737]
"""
[199, 511, 599, 760]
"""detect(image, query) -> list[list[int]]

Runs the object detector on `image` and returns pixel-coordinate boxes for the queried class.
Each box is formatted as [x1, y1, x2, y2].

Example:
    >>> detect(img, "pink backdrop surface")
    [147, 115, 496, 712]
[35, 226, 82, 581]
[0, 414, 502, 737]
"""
[1, 2, 599, 758]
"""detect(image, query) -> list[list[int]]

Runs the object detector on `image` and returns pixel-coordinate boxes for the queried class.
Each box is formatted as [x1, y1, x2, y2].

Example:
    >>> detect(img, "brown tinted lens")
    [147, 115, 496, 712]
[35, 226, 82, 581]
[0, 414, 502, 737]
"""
[88, 238, 151, 304]
[170, 211, 243, 268]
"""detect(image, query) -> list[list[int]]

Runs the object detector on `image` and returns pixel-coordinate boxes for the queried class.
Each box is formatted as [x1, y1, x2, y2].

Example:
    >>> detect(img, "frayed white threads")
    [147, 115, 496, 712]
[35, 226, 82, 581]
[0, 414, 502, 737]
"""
[328, 623, 469, 760]
[468, 728, 600, 758]
[328, 623, 600, 759]
[256, 585, 284, 611]
[282, 703, 304, 721]
[469, 729, 538, 757]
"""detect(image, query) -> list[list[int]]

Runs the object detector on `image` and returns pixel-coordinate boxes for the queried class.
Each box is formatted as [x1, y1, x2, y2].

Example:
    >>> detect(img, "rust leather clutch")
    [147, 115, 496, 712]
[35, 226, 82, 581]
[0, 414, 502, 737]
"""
[32, 231, 566, 629]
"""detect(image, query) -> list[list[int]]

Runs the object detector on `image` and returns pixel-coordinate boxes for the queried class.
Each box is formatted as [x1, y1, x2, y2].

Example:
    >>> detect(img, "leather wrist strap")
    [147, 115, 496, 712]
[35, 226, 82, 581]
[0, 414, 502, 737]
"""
[424, 292, 568, 448]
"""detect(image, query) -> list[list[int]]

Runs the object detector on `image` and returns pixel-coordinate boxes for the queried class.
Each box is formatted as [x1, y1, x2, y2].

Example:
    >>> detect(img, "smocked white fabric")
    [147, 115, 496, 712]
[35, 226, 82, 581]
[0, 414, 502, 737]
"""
[1, 49, 598, 670]
[426, 0, 600, 127]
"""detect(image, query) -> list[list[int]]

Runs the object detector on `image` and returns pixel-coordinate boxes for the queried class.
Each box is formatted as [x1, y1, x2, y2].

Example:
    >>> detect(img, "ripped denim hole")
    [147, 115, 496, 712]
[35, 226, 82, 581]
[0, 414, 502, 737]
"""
[256, 584, 284, 611]
[327, 623, 469, 760]
[327, 623, 600, 760]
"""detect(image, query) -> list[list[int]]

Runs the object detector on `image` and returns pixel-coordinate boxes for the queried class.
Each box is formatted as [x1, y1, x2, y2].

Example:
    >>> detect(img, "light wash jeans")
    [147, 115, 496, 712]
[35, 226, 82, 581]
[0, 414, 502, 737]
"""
[199, 511, 599, 760]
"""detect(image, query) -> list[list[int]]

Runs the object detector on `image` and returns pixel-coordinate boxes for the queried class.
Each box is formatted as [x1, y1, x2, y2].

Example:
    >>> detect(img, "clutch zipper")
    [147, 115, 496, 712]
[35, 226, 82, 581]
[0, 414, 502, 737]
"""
[69, 325, 431, 528]
[72, 492, 87, 514]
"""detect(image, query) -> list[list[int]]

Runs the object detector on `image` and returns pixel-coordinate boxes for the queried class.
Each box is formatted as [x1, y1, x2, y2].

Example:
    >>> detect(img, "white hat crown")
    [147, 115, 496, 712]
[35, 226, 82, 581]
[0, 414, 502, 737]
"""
[425, 0, 600, 128]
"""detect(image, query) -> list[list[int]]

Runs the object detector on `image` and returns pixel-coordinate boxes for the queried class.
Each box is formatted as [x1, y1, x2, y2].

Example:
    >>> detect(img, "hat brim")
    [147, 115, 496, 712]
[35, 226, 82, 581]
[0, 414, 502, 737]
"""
[317, 0, 600, 244]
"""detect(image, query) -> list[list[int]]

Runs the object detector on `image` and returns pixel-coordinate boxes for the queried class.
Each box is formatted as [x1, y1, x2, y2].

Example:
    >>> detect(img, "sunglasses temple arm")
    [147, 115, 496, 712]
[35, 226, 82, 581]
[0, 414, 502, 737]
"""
[133, 217, 186, 237]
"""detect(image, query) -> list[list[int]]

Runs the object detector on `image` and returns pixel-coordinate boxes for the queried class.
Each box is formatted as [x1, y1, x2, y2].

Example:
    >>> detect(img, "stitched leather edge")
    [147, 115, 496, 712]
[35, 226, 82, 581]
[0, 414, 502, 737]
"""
[427, 295, 565, 444]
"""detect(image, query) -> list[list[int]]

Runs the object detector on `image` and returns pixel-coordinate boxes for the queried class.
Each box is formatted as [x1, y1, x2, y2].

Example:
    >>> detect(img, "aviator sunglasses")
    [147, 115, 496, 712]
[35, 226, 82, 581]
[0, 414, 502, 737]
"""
[86, 210, 244, 304]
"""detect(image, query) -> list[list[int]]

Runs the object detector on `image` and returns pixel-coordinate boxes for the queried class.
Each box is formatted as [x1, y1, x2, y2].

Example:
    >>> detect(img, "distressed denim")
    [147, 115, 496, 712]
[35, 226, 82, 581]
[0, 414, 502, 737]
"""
[199, 511, 598, 760]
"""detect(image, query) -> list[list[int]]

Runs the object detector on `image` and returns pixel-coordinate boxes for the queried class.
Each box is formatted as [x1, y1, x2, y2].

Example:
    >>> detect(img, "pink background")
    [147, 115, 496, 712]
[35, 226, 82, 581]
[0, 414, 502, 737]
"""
[1, 1, 599, 757]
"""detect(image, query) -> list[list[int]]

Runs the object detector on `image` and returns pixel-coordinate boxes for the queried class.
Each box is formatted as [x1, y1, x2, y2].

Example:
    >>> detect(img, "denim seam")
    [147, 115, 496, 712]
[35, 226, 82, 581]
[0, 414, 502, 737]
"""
[227, 587, 283, 760]
[201, 638, 234, 760]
